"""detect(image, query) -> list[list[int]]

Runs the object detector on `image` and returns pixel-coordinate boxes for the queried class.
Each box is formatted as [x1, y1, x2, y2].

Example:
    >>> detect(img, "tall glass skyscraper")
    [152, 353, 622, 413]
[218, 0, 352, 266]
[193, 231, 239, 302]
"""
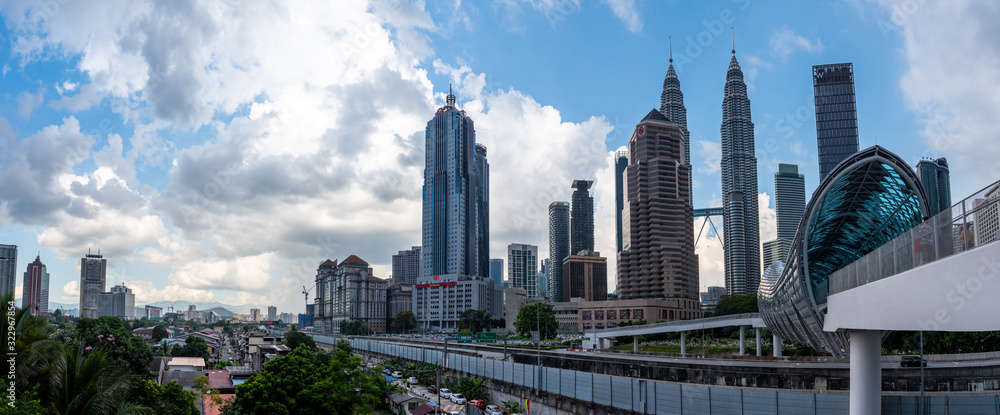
[421, 89, 483, 278]
[614, 151, 628, 254]
[489, 258, 504, 286]
[474, 143, 490, 279]
[80, 250, 107, 319]
[22, 255, 49, 315]
[660, 50, 692, 193]
[916, 157, 951, 216]
[813, 63, 860, 181]
[0, 244, 15, 299]
[548, 201, 570, 301]
[775, 163, 806, 241]
[720, 50, 761, 295]
[570, 180, 594, 255]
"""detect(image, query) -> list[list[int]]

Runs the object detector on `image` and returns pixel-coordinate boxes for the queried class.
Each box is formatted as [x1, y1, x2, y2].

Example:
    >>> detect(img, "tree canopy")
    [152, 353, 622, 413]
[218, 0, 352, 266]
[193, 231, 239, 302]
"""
[284, 328, 316, 350]
[513, 303, 558, 340]
[457, 309, 492, 333]
[390, 310, 417, 333]
[712, 293, 759, 317]
[339, 319, 369, 336]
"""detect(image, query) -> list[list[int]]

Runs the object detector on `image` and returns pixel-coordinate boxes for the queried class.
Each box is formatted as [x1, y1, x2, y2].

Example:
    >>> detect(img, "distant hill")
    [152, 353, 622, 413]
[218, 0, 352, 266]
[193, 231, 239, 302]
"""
[145, 300, 251, 314]
[206, 307, 235, 318]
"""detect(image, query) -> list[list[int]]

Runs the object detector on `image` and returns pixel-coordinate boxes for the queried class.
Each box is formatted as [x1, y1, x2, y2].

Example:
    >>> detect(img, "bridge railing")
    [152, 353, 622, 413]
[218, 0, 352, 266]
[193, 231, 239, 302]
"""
[592, 312, 761, 335]
[830, 180, 1000, 295]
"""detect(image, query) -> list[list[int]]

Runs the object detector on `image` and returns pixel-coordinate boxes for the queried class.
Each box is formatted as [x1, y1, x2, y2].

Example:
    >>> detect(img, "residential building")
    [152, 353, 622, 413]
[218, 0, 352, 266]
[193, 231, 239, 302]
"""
[507, 243, 538, 299]
[548, 201, 570, 301]
[421, 88, 483, 280]
[973, 184, 1000, 246]
[721, 50, 761, 295]
[312, 259, 336, 331]
[298, 312, 314, 328]
[571, 180, 595, 255]
[145, 305, 162, 319]
[917, 157, 952, 216]
[563, 250, 608, 302]
[813, 63, 860, 181]
[80, 250, 107, 319]
[98, 284, 135, 320]
[578, 298, 701, 333]
[0, 245, 15, 299]
[413, 273, 503, 332]
[320, 255, 389, 333]
[474, 143, 490, 280]
[659, 50, 693, 193]
[617, 109, 699, 319]
[700, 286, 727, 313]
[503, 287, 527, 335]
[249, 308, 261, 322]
[614, 150, 629, 254]
[21, 255, 49, 315]
[386, 282, 413, 326]
[278, 312, 296, 324]
[267, 305, 277, 321]
[391, 246, 421, 285]
[489, 258, 504, 286]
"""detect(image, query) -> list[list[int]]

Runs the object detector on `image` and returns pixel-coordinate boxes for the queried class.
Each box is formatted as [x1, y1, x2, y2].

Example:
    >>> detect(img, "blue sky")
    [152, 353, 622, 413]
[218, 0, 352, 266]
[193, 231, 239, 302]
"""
[1, 0, 997, 314]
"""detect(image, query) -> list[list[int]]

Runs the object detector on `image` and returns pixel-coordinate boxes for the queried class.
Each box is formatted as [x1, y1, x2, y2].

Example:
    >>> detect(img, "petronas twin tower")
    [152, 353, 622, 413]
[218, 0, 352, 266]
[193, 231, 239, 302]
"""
[655, 42, 761, 297]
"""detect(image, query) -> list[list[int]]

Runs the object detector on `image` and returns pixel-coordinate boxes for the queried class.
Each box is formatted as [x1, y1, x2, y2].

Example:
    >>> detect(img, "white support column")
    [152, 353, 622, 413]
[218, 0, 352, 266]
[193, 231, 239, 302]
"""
[633, 335, 638, 353]
[773, 333, 783, 357]
[755, 328, 762, 357]
[849, 330, 883, 415]
[680, 332, 686, 356]
[739, 326, 746, 356]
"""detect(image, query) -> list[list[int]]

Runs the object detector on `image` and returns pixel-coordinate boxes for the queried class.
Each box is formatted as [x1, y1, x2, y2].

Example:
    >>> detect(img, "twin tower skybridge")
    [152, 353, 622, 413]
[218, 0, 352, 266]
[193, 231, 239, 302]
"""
[693, 207, 724, 248]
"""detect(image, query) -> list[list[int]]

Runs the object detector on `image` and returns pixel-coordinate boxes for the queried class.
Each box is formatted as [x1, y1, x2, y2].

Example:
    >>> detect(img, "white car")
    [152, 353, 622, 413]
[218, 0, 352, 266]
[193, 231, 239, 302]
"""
[450, 393, 466, 404]
[485, 405, 503, 415]
[407, 377, 418, 385]
[439, 388, 452, 399]
[391, 371, 402, 378]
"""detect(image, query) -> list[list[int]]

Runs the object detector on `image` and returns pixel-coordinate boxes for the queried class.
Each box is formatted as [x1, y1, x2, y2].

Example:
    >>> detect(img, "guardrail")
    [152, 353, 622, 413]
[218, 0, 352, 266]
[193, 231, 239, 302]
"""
[830, 180, 1000, 295]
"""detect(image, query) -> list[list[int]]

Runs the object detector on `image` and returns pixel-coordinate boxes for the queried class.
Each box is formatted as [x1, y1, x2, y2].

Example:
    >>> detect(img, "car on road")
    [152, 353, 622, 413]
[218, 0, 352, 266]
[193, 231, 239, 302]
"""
[450, 393, 466, 404]
[468, 400, 486, 410]
[407, 377, 418, 385]
[439, 388, 452, 399]
[427, 385, 437, 393]
[901, 356, 927, 367]
[392, 371, 402, 378]
[484, 405, 502, 415]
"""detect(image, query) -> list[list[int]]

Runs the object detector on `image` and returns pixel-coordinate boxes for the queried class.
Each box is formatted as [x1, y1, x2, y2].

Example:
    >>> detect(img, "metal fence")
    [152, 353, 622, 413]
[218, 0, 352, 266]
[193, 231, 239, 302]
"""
[830, 180, 1000, 295]
[343, 337, 1000, 414]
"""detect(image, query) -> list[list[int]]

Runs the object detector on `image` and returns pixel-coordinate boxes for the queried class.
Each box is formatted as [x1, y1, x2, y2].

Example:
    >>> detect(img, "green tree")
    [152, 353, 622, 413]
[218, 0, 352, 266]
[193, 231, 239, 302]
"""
[513, 303, 558, 340]
[390, 310, 417, 333]
[46, 345, 147, 414]
[335, 339, 353, 354]
[339, 319, 370, 336]
[284, 329, 316, 350]
[502, 400, 523, 413]
[713, 293, 758, 317]
[172, 336, 211, 361]
[74, 316, 155, 379]
[152, 325, 170, 342]
[130, 378, 199, 415]
[457, 309, 492, 333]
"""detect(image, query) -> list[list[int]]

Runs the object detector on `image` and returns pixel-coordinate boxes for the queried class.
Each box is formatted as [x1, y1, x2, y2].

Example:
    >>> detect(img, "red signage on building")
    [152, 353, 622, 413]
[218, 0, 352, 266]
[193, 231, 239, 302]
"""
[415, 281, 458, 289]
[433, 275, 440, 281]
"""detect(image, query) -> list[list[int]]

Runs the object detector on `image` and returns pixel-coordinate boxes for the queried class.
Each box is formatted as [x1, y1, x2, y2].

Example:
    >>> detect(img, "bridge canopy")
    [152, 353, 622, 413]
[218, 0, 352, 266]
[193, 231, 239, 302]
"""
[758, 145, 928, 359]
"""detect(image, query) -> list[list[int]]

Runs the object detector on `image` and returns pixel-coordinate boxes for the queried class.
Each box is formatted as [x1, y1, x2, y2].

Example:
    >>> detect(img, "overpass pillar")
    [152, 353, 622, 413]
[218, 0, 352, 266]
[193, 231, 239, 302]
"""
[680, 332, 686, 356]
[633, 335, 638, 353]
[755, 328, 762, 356]
[849, 330, 882, 415]
[773, 334, 783, 357]
[739, 326, 746, 356]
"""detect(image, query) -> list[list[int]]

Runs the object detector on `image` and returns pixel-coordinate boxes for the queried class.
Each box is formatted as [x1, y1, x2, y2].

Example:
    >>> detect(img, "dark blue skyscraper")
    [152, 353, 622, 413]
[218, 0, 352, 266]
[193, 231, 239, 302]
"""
[916, 157, 951, 216]
[548, 201, 570, 301]
[475, 143, 490, 279]
[570, 180, 594, 255]
[721, 48, 761, 295]
[813, 63, 860, 181]
[489, 258, 503, 286]
[614, 151, 628, 254]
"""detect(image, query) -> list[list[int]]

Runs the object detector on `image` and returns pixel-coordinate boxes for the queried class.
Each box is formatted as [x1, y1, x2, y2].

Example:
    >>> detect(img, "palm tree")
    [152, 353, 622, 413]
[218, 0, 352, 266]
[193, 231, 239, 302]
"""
[46, 344, 149, 415]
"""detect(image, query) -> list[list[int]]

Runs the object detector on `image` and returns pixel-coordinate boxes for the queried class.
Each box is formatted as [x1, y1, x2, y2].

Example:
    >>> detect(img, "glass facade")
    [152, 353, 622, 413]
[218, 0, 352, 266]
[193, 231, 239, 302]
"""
[570, 180, 595, 255]
[548, 201, 570, 301]
[813, 63, 860, 182]
[758, 145, 928, 359]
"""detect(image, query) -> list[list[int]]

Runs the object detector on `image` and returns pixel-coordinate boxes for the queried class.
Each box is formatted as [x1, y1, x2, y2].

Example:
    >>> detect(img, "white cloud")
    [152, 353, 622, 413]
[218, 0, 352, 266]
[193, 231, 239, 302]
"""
[63, 280, 79, 297]
[16, 88, 44, 119]
[602, 0, 642, 34]
[54, 80, 78, 95]
[696, 140, 721, 174]
[873, 0, 1000, 197]
[769, 25, 824, 63]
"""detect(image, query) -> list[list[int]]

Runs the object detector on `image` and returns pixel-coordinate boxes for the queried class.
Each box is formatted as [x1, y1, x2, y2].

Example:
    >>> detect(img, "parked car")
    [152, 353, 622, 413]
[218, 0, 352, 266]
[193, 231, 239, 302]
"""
[901, 356, 927, 367]
[407, 377, 418, 385]
[427, 385, 437, 393]
[383, 368, 391, 375]
[391, 371, 402, 378]
[469, 400, 486, 410]
[484, 405, 503, 415]
[439, 388, 452, 398]
[450, 393, 466, 404]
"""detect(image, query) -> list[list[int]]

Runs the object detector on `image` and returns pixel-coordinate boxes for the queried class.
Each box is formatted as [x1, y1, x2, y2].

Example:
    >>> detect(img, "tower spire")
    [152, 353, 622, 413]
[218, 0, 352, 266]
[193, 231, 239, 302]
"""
[669, 36, 673, 63]
[446, 83, 456, 107]
[731, 27, 735, 55]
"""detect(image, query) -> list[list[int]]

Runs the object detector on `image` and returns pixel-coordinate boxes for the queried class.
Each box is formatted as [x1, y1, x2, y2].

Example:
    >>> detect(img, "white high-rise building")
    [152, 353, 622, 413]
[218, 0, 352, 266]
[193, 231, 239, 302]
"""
[507, 243, 538, 299]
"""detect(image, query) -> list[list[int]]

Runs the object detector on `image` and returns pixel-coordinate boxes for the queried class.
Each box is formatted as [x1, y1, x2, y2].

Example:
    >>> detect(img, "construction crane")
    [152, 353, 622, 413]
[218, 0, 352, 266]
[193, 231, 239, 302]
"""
[168, 297, 179, 313]
[302, 284, 315, 311]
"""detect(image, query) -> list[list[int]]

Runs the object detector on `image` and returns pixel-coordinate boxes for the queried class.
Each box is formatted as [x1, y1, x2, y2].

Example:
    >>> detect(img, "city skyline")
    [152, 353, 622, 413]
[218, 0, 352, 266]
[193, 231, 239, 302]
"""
[0, 2, 996, 313]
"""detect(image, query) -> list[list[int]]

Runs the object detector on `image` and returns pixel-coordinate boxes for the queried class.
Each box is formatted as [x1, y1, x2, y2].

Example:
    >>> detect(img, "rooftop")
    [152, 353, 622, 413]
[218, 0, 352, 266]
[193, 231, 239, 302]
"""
[168, 357, 205, 367]
[341, 254, 368, 265]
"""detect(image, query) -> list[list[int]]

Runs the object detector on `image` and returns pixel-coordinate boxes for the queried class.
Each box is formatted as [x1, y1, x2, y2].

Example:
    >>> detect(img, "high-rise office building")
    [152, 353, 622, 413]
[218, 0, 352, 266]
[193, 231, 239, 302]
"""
[617, 109, 700, 320]
[391, 246, 421, 285]
[80, 250, 107, 319]
[775, 163, 806, 241]
[721, 50, 761, 295]
[507, 243, 538, 299]
[537, 258, 550, 299]
[570, 180, 595, 255]
[0, 244, 16, 298]
[813, 63, 860, 181]
[267, 305, 277, 321]
[250, 308, 261, 322]
[422, 88, 482, 279]
[660, 49, 692, 193]
[762, 239, 788, 270]
[548, 202, 570, 301]
[313, 259, 337, 332]
[917, 157, 952, 216]
[474, 143, 490, 279]
[562, 250, 607, 302]
[489, 258, 504, 286]
[98, 283, 134, 320]
[22, 255, 49, 315]
[614, 151, 629, 254]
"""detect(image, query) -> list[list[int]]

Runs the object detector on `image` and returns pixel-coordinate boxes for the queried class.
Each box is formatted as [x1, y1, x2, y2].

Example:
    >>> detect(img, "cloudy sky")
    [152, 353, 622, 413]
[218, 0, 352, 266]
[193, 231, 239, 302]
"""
[1, 0, 997, 314]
